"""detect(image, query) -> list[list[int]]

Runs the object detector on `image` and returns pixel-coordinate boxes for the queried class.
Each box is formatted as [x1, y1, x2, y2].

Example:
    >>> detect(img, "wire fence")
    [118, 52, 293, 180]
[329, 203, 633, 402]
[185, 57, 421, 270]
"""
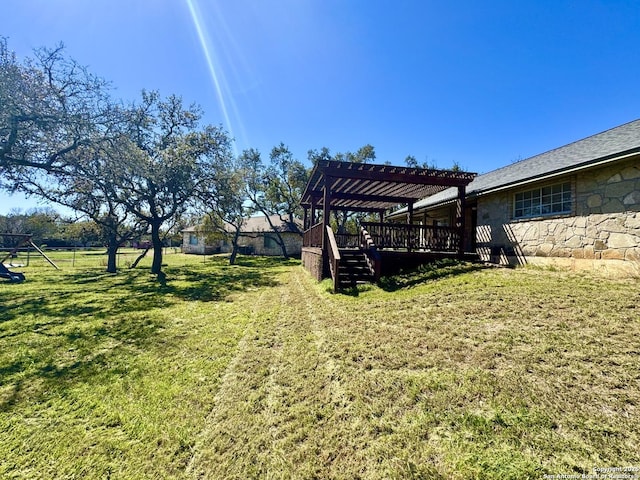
[0, 247, 183, 270]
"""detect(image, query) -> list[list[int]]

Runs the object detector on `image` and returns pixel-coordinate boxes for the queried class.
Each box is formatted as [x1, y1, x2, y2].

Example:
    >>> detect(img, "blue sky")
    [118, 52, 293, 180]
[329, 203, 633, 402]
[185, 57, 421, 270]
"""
[2, 0, 640, 215]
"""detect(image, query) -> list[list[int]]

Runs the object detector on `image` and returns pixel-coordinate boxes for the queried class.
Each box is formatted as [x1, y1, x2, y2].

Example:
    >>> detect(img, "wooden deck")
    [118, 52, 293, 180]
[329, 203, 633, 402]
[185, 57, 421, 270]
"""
[302, 221, 477, 291]
[300, 160, 477, 291]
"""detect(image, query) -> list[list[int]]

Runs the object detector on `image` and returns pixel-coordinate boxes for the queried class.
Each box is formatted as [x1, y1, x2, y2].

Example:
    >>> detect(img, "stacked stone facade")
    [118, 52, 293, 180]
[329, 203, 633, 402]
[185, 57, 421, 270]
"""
[182, 231, 302, 256]
[232, 232, 302, 256]
[475, 157, 640, 275]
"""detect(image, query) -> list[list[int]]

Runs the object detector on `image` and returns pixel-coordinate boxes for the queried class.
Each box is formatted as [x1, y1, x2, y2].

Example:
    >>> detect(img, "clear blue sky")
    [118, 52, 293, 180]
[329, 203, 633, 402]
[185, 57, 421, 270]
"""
[2, 0, 640, 215]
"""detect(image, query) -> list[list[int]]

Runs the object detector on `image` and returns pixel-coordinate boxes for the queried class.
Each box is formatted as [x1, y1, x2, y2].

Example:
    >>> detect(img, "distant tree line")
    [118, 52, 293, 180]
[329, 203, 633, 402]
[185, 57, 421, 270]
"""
[0, 208, 95, 248]
[0, 208, 184, 250]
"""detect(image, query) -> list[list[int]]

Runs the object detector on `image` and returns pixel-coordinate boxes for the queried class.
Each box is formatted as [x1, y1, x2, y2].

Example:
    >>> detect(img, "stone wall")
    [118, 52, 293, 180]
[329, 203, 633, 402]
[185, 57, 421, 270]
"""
[234, 232, 302, 257]
[475, 157, 640, 275]
[182, 232, 206, 254]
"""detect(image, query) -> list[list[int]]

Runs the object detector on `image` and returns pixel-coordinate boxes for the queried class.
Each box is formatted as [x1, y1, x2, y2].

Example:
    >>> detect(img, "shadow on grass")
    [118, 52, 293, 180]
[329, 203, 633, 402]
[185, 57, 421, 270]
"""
[378, 259, 489, 292]
[0, 255, 288, 324]
[334, 283, 377, 297]
[0, 255, 292, 412]
[0, 312, 164, 412]
[153, 255, 297, 301]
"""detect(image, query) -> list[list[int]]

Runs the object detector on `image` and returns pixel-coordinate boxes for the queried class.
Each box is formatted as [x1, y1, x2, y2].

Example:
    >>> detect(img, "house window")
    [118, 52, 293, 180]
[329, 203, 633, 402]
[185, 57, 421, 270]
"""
[264, 235, 277, 248]
[514, 182, 572, 219]
[189, 234, 198, 245]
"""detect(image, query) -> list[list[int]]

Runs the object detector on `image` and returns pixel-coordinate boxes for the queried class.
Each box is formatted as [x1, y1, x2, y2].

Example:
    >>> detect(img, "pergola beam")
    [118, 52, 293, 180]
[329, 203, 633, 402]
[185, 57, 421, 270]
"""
[322, 204, 393, 213]
[320, 165, 473, 187]
[301, 161, 476, 211]
[327, 192, 418, 205]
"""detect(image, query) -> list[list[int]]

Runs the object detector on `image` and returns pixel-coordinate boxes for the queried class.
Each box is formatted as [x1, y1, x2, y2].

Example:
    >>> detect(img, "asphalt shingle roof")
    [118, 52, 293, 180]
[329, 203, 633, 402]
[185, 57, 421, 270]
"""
[407, 118, 640, 211]
[183, 215, 302, 234]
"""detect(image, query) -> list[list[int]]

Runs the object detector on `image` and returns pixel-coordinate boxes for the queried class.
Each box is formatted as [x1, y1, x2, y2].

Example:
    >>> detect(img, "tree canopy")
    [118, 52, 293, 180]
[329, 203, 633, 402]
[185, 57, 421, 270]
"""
[239, 145, 308, 259]
[0, 38, 114, 179]
[100, 91, 235, 275]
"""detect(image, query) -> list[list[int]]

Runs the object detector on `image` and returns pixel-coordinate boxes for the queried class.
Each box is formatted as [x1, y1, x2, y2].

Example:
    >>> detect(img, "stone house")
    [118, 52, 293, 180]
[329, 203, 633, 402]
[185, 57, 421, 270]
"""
[390, 119, 640, 275]
[182, 215, 303, 257]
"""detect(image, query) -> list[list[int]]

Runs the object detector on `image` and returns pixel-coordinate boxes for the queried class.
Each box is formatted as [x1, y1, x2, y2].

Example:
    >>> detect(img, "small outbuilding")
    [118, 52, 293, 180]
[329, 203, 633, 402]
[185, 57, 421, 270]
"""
[182, 215, 303, 257]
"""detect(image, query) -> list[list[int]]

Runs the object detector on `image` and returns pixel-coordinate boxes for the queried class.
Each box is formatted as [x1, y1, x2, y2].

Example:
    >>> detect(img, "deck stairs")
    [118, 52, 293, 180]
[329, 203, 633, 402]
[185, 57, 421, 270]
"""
[337, 249, 374, 289]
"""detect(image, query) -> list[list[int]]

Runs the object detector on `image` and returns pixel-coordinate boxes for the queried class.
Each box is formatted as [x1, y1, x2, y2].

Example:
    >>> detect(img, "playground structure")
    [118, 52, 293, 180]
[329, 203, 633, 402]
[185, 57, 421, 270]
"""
[0, 233, 60, 282]
[0, 262, 24, 282]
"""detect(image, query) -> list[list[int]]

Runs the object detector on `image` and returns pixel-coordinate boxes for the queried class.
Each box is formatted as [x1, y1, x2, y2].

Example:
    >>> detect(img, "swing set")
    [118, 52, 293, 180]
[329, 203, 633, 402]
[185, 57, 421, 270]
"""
[0, 233, 60, 282]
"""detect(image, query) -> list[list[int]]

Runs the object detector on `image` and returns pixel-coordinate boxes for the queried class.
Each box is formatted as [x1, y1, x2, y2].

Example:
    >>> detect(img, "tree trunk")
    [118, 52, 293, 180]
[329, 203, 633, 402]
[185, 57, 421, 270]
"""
[106, 235, 118, 273]
[255, 208, 289, 259]
[229, 227, 241, 265]
[130, 247, 149, 268]
[150, 221, 163, 275]
[276, 233, 289, 259]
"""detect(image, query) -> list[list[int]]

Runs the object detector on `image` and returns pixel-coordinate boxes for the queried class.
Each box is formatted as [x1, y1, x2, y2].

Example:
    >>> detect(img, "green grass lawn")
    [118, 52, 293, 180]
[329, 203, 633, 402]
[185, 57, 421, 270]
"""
[1, 253, 639, 479]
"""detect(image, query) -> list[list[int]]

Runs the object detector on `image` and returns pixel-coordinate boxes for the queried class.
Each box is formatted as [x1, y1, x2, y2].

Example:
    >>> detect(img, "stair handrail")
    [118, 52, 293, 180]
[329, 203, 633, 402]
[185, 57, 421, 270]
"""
[359, 225, 381, 281]
[326, 225, 341, 293]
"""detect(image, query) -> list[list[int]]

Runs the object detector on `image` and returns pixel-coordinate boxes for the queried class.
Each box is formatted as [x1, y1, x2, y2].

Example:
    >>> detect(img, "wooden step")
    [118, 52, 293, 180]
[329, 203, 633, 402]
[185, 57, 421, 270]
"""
[336, 248, 375, 289]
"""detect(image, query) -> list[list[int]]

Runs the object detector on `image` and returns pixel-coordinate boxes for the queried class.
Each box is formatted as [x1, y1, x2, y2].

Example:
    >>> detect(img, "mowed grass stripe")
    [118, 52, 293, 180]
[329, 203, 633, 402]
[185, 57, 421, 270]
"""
[308, 267, 640, 479]
[186, 267, 333, 478]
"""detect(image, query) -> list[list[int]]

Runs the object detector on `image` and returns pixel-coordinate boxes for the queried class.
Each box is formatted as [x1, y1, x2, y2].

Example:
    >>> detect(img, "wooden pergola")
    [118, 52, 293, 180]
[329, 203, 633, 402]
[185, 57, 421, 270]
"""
[300, 160, 476, 288]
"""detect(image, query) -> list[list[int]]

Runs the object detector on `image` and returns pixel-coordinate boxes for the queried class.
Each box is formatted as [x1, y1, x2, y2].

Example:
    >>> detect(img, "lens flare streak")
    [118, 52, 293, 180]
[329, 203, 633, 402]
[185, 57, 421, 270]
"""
[185, 0, 239, 155]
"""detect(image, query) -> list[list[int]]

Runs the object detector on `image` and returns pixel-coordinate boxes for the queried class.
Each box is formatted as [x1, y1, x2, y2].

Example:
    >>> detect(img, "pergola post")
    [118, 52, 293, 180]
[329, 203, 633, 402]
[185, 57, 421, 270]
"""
[322, 176, 332, 251]
[378, 210, 385, 224]
[456, 185, 467, 257]
[303, 207, 308, 230]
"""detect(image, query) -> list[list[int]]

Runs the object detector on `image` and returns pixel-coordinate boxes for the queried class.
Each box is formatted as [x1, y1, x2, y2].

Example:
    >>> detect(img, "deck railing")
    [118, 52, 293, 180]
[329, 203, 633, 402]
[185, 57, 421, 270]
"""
[335, 233, 360, 248]
[360, 222, 461, 253]
[303, 222, 324, 248]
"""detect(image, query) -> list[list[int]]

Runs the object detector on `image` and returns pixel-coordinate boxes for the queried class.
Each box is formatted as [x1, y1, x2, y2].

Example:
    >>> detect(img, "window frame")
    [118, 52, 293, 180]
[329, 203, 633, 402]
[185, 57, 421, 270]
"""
[513, 181, 573, 220]
[263, 234, 277, 249]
